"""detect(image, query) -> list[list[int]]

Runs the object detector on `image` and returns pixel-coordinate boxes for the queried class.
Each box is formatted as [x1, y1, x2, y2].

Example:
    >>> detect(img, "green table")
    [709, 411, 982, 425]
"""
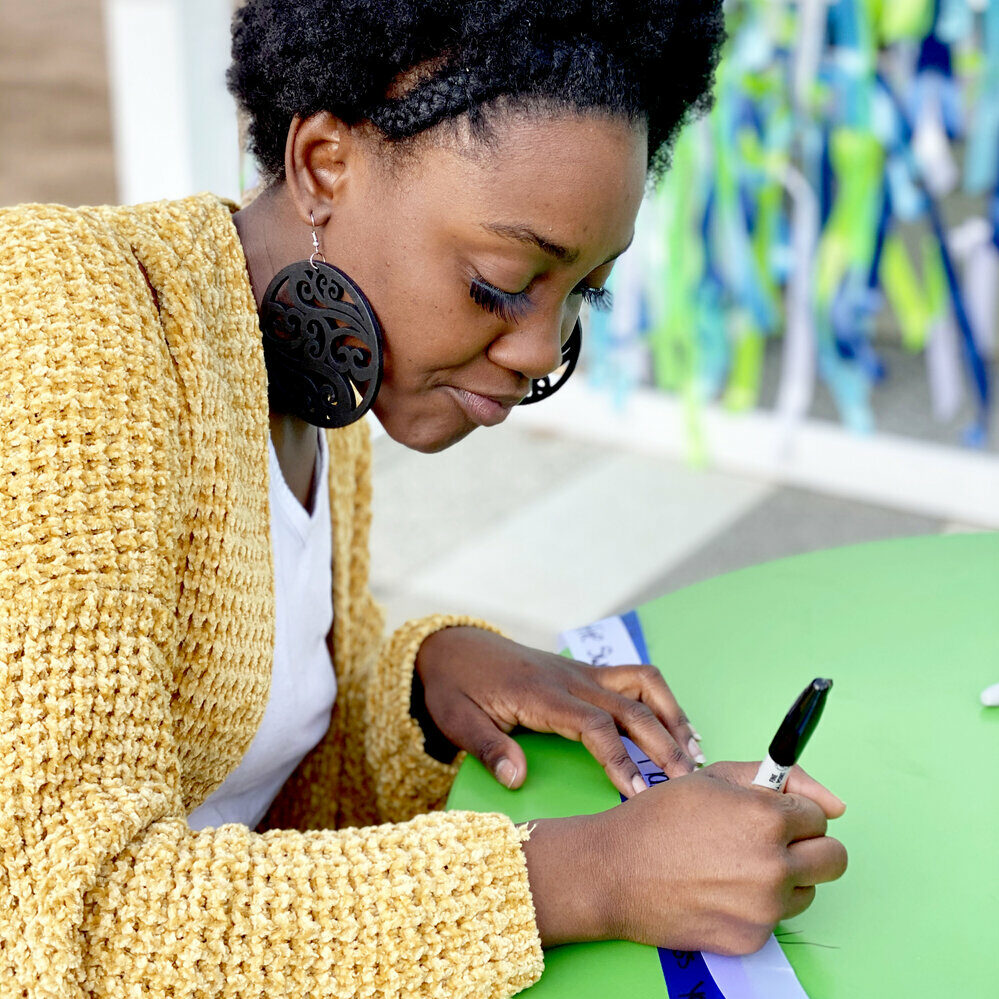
[447, 534, 999, 996]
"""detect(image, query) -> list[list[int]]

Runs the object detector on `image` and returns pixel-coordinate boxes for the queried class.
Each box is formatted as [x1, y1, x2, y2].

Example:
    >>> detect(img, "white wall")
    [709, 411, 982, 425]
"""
[102, 0, 240, 204]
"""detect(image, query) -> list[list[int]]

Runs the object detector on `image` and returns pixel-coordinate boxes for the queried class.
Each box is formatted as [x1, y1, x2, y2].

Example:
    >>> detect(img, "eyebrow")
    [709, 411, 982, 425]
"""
[481, 222, 632, 268]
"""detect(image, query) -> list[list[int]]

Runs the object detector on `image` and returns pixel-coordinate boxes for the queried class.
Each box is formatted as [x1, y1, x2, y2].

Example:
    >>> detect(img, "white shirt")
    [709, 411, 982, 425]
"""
[188, 431, 338, 831]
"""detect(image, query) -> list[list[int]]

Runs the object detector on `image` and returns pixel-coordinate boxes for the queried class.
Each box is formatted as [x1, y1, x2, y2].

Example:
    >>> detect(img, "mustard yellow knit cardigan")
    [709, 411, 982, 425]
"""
[0, 193, 544, 998]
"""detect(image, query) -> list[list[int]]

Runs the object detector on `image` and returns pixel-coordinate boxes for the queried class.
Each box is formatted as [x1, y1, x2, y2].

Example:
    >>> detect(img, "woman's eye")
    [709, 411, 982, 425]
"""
[469, 275, 614, 322]
[469, 277, 531, 324]
[574, 284, 614, 313]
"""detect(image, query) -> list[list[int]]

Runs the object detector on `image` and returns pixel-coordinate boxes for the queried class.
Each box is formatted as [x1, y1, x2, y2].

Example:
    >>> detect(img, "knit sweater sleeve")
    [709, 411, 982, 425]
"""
[0, 205, 543, 999]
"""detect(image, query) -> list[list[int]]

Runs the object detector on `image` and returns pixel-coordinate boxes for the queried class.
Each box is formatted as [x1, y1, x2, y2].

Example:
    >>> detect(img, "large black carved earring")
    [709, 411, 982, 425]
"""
[258, 214, 384, 429]
[518, 319, 582, 405]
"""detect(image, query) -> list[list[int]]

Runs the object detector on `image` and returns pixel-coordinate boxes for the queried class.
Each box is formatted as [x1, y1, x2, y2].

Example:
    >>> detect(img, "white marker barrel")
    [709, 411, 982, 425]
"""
[752, 753, 790, 792]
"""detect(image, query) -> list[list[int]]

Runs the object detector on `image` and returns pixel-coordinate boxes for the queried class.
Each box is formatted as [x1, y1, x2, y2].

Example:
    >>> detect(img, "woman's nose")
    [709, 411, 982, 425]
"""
[488, 315, 571, 381]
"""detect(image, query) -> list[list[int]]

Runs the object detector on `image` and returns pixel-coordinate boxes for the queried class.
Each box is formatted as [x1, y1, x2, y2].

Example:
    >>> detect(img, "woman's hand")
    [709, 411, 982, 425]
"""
[414, 626, 702, 797]
[522, 763, 848, 954]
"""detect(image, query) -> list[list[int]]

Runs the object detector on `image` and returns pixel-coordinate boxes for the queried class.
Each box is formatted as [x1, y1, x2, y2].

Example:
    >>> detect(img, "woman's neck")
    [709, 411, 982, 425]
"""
[231, 183, 304, 311]
[269, 413, 320, 511]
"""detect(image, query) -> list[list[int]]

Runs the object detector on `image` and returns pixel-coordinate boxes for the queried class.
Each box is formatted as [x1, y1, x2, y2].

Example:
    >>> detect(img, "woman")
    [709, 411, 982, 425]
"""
[0, 2, 847, 997]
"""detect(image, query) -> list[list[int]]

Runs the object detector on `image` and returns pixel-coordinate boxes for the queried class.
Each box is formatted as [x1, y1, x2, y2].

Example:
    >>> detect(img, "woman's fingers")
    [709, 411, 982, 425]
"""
[596, 664, 704, 761]
[710, 760, 846, 821]
[575, 707, 653, 797]
[582, 664, 704, 779]
[601, 692, 698, 780]
[513, 676, 698, 795]
[574, 699, 695, 796]
[783, 766, 847, 819]
[787, 834, 849, 887]
[434, 693, 528, 789]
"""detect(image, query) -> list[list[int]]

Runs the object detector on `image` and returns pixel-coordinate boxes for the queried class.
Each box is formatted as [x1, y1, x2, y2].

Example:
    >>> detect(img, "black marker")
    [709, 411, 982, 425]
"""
[751, 678, 832, 792]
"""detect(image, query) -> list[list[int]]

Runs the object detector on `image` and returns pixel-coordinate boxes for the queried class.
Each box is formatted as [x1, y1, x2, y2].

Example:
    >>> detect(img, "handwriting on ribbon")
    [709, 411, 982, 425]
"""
[658, 948, 724, 998]
[631, 755, 668, 787]
[575, 624, 614, 666]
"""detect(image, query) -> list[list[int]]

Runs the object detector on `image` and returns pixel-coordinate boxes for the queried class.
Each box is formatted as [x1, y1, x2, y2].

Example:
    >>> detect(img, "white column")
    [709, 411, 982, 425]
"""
[103, 0, 240, 204]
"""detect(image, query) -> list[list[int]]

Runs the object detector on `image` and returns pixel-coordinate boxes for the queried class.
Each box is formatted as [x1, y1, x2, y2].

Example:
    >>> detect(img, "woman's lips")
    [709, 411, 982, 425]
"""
[445, 386, 517, 427]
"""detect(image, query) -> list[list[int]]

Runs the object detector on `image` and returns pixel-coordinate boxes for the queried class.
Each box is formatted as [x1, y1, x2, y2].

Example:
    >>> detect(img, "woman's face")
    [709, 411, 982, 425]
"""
[321, 112, 647, 452]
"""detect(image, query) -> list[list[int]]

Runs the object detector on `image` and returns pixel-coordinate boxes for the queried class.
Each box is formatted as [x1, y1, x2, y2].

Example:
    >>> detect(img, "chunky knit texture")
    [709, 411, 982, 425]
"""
[0, 193, 544, 998]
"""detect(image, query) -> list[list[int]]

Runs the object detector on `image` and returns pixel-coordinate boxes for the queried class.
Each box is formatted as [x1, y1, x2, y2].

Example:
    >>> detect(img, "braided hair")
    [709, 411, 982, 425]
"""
[228, 1, 725, 183]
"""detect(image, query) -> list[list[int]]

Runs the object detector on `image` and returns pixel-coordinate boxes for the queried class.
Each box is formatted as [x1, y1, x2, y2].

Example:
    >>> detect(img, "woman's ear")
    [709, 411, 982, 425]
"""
[284, 111, 355, 227]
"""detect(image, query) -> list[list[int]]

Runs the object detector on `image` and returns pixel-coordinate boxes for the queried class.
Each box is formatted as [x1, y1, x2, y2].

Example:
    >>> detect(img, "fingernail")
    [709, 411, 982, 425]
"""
[495, 759, 517, 789]
[691, 727, 703, 742]
[631, 774, 648, 796]
[688, 737, 706, 766]
[832, 794, 846, 811]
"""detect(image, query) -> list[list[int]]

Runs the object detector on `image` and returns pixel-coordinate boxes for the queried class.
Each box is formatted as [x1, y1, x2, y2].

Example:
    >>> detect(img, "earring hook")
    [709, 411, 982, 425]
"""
[309, 211, 327, 267]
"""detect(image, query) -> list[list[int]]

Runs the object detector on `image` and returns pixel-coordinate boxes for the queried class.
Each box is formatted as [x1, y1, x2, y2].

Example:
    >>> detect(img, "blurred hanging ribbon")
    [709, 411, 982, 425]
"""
[583, 0, 994, 452]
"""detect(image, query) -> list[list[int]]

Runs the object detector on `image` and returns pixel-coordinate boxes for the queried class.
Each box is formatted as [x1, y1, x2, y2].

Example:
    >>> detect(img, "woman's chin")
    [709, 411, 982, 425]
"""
[402, 424, 477, 454]
[372, 405, 477, 453]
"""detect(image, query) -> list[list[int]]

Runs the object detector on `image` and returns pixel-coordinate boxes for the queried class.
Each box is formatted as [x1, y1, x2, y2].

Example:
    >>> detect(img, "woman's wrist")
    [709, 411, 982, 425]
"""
[520, 814, 615, 947]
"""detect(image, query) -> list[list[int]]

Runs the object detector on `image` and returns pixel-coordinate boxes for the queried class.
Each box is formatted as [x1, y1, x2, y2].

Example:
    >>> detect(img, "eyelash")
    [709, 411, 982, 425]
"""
[469, 277, 613, 323]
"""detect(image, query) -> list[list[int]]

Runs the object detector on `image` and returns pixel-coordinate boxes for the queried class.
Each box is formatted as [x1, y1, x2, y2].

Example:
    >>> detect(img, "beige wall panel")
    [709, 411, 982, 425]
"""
[0, 0, 115, 206]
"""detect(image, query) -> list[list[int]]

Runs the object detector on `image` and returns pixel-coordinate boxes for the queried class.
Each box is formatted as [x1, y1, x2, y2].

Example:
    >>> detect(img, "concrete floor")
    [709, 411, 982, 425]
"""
[368, 419, 963, 653]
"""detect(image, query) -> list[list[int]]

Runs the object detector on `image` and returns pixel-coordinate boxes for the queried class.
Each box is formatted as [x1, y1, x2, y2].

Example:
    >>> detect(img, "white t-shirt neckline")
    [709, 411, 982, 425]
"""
[269, 428, 326, 539]
[187, 429, 338, 831]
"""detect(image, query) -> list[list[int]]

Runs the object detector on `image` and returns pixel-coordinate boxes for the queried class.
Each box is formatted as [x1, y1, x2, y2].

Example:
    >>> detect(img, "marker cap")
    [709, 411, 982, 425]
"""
[768, 678, 832, 767]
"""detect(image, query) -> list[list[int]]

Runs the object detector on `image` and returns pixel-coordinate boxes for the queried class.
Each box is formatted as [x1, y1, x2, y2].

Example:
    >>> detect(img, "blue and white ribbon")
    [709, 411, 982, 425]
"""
[561, 614, 810, 999]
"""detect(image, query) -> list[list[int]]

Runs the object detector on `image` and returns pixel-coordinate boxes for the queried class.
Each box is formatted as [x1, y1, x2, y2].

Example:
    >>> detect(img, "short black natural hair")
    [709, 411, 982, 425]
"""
[228, 1, 725, 183]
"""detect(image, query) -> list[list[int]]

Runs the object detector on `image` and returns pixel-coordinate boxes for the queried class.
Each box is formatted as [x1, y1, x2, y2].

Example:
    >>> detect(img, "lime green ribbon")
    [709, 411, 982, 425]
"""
[880, 232, 948, 352]
[816, 128, 886, 306]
